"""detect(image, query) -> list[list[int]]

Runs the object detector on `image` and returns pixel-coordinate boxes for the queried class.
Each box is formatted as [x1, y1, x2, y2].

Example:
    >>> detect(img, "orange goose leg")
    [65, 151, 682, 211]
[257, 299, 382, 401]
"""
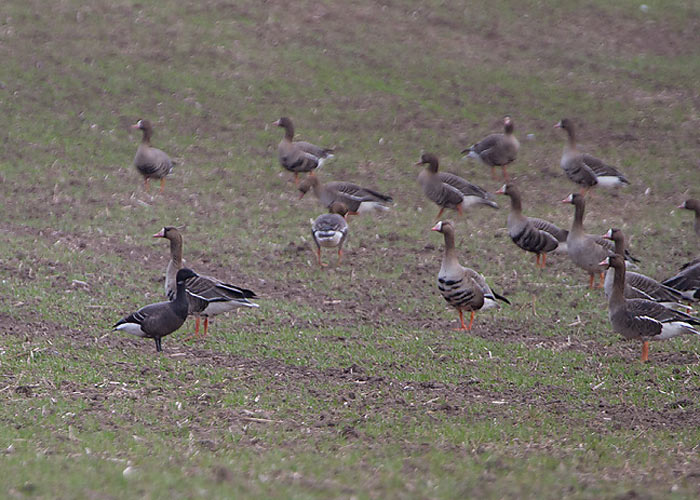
[316, 247, 325, 267]
[435, 207, 445, 221]
[535, 254, 540, 268]
[159, 177, 166, 193]
[598, 272, 605, 289]
[541, 253, 547, 269]
[641, 341, 649, 362]
[588, 274, 595, 289]
[502, 165, 509, 181]
[457, 204, 464, 216]
[144, 178, 150, 192]
[455, 310, 468, 331]
[184, 316, 201, 342]
[202, 317, 209, 338]
[467, 310, 475, 330]
[294, 173, 299, 186]
[337, 248, 343, 266]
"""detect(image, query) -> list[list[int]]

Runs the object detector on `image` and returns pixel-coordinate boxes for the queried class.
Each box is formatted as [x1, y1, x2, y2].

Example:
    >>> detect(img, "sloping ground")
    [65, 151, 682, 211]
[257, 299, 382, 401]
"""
[0, 0, 699, 498]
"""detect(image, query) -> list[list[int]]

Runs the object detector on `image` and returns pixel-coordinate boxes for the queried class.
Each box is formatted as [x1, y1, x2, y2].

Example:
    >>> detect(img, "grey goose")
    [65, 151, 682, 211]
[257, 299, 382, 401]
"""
[274, 117, 334, 184]
[461, 116, 519, 181]
[298, 175, 392, 215]
[311, 202, 349, 267]
[132, 119, 174, 193]
[678, 199, 700, 237]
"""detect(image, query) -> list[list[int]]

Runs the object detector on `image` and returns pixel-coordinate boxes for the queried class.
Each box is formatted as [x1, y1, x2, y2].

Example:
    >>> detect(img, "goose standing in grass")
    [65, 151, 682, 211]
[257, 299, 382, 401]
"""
[561, 193, 620, 288]
[431, 220, 509, 330]
[601, 255, 700, 362]
[311, 202, 349, 267]
[663, 259, 700, 301]
[495, 183, 559, 268]
[602, 228, 687, 308]
[153, 227, 258, 339]
[298, 175, 392, 215]
[417, 153, 498, 221]
[274, 117, 334, 184]
[678, 199, 700, 237]
[131, 119, 174, 193]
[554, 118, 629, 195]
[114, 268, 197, 353]
[461, 116, 519, 181]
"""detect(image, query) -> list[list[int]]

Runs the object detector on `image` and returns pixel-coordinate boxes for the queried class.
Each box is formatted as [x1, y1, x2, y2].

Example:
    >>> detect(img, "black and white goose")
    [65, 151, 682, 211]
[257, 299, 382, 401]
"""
[113, 268, 197, 352]
[554, 118, 629, 195]
[495, 183, 559, 268]
[602, 228, 687, 309]
[311, 202, 349, 267]
[153, 227, 258, 339]
[431, 220, 509, 330]
[602, 254, 700, 362]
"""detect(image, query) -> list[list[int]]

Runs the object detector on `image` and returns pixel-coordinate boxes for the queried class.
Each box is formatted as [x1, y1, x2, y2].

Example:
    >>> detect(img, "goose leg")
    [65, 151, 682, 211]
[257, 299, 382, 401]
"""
[455, 309, 468, 331]
[598, 272, 605, 289]
[588, 274, 595, 289]
[457, 203, 463, 216]
[641, 341, 649, 362]
[337, 248, 343, 266]
[579, 186, 589, 197]
[294, 173, 299, 185]
[541, 253, 547, 269]
[144, 178, 150, 192]
[467, 311, 475, 330]
[202, 317, 209, 338]
[502, 166, 509, 181]
[535, 254, 540, 268]
[155, 337, 162, 352]
[159, 177, 166, 193]
[184, 316, 201, 342]
[435, 207, 445, 221]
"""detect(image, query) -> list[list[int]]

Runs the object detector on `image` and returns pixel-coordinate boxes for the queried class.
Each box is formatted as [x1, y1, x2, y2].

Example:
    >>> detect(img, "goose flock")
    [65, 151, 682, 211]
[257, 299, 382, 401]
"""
[113, 115, 699, 362]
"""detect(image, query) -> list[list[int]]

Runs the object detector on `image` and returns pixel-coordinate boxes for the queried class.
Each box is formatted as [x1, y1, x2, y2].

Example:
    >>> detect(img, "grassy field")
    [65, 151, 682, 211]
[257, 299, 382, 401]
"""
[1, 0, 699, 498]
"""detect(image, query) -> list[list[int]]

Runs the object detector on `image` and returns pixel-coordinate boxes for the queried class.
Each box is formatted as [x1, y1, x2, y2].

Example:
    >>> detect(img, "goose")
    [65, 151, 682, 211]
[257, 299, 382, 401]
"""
[274, 117, 334, 184]
[602, 228, 687, 308]
[431, 220, 509, 330]
[495, 183, 559, 268]
[678, 199, 700, 237]
[554, 118, 629, 195]
[311, 202, 349, 267]
[132, 119, 174, 193]
[153, 227, 258, 339]
[416, 153, 498, 221]
[561, 193, 638, 288]
[114, 268, 198, 352]
[662, 259, 700, 301]
[298, 175, 392, 215]
[461, 116, 519, 181]
[601, 254, 700, 362]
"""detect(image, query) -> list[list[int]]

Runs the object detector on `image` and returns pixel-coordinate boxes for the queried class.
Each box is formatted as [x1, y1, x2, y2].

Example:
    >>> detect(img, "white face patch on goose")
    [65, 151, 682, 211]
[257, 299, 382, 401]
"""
[137, 120, 143, 128]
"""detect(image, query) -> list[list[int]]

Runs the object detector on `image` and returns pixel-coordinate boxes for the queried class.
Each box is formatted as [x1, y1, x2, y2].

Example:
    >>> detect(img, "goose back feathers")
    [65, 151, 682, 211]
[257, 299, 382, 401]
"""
[299, 175, 392, 214]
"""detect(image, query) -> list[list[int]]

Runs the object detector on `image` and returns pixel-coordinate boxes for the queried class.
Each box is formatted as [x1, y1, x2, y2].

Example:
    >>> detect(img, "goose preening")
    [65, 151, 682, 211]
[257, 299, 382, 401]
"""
[554, 119, 629, 195]
[431, 220, 509, 330]
[601, 254, 700, 362]
[678, 199, 700, 237]
[417, 153, 498, 221]
[495, 183, 559, 268]
[132, 119, 174, 193]
[153, 227, 258, 339]
[602, 228, 687, 309]
[298, 175, 392, 215]
[114, 268, 197, 352]
[311, 202, 349, 267]
[461, 116, 519, 181]
[274, 117, 334, 184]
[662, 259, 700, 301]
[561, 193, 638, 288]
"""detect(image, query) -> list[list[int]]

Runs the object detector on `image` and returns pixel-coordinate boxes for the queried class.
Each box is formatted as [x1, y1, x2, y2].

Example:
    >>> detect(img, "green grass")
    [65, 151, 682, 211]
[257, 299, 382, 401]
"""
[1, 0, 699, 498]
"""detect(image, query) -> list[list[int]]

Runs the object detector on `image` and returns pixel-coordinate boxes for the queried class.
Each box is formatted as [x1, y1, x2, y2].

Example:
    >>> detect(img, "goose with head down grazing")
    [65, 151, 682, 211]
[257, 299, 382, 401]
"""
[298, 175, 392, 215]
[678, 199, 700, 237]
[554, 118, 629, 196]
[602, 228, 687, 308]
[461, 116, 519, 181]
[132, 119, 174, 193]
[663, 259, 700, 302]
[495, 183, 560, 268]
[417, 153, 498, 221]
[311, 202, 349, 267]
[114, 268, 197, 353]
[153, 227, 258, 339]
[601, 254, 700, 362]
[274, 117, 334, 184]
[431, 220, 509, 330]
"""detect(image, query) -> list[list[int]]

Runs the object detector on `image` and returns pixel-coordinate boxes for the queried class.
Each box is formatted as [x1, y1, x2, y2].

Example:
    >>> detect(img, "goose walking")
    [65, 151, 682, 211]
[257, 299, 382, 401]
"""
[274, 117, 334, 184]
[601, 255, 700, 362]
[554, 118, 629, 195]
[495, 183, 559, 268]
[678, 199, 700, 237]
[132, 119, 174, 193]
[153, 227, 258, 339]
[114, 268, 197, 352]
[311, 202, 349, 267]
[431, 220, 509, 330]
[461, 116, 519, 181]
[298, 175, 392, 215]
[602, 228, 687, 308]
[417, 153, 498, 221]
